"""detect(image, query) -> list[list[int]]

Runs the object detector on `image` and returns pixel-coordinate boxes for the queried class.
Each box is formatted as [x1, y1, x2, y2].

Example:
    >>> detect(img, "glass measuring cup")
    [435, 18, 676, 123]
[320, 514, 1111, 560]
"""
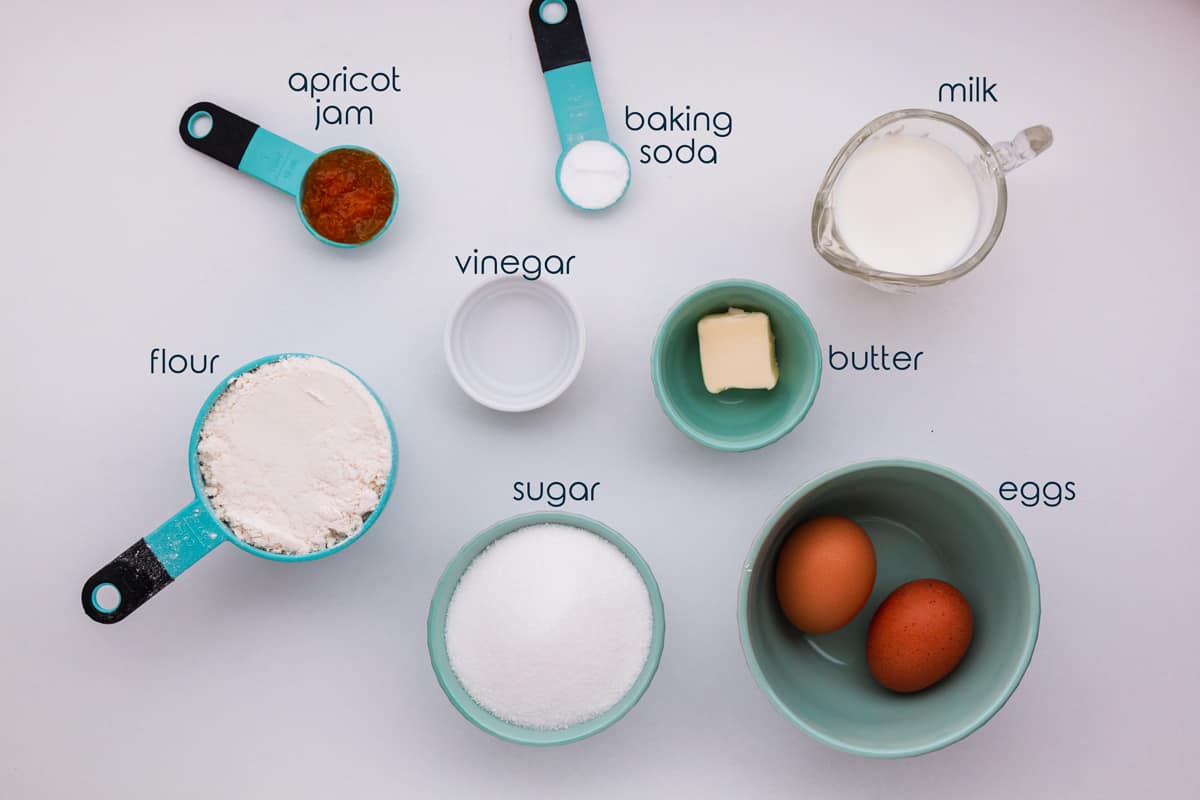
[179, 102, 399, 247]
[81, 354, 398, 624]
[812, 109, 1053, 291]
[529, 0, 630, 211]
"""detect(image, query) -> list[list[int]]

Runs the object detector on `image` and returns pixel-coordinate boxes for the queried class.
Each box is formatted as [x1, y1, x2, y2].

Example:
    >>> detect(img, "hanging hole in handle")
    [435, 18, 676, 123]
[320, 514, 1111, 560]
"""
[91, 582, 121, 614]
[187, 110, 213, 139]
[539, 0, 568, 24]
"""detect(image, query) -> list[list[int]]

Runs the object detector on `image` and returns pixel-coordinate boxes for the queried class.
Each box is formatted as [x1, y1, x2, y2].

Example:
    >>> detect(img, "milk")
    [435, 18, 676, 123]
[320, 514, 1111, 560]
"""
[832, 135, 981, 276]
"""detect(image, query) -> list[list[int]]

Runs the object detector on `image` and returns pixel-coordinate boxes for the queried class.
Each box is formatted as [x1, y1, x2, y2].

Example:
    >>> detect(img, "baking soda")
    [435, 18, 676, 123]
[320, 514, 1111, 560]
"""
[558, 140, 630, 210]
[196, 356, 392, 555]
[445, 523, 653, 730]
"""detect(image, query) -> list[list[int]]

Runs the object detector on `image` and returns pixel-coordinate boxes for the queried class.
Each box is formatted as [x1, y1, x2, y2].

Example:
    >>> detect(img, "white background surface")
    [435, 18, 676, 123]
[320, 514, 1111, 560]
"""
[2, 1, 1198, 797]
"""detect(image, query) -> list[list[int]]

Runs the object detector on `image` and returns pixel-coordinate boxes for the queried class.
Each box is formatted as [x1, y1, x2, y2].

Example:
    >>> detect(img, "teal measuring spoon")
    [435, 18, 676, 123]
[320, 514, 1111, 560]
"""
[179, 102, 399, 247]
[529, 1, 630, 211]
[81, 354, 398, 624]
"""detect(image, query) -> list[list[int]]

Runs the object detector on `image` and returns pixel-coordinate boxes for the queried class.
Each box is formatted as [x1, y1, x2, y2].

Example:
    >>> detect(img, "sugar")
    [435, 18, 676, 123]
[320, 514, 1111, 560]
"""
[444, 523, 653, 730]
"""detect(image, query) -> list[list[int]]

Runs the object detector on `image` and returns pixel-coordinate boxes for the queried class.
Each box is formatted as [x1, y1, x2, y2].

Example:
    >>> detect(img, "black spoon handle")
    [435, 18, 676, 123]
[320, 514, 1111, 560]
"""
[529, 0, 591, 72]
[178, 101, 260, 170]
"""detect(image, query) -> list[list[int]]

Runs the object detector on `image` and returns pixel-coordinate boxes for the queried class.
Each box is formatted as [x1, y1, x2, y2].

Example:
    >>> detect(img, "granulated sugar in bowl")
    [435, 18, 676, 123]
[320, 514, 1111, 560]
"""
[429, 513, 666, 745]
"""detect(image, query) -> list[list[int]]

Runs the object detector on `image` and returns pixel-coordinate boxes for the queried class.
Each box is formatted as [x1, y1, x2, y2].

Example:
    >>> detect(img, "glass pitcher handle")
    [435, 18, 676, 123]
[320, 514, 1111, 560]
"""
[991, 125, 1054, 173]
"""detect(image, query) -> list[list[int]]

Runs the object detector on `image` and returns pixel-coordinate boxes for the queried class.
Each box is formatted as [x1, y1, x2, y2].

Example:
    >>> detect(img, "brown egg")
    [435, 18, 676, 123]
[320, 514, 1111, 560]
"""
[866, 579, 974, 693]
[775, 516, 877, 634]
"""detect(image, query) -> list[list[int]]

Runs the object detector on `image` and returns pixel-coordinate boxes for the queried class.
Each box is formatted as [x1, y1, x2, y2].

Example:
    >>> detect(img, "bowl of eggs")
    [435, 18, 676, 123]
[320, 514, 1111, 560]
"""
[737, 459, 1040, 758]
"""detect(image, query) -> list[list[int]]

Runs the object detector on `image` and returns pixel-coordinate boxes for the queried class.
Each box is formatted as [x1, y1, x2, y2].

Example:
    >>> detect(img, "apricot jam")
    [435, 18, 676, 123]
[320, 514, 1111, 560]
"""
[299, 148, 395, 245]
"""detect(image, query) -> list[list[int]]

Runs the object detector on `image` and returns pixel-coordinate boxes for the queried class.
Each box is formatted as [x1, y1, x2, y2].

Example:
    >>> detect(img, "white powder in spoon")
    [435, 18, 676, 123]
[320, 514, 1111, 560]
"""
[445, 523, 654, 730]
[196, 356, 392, 555]
[558, 140, 630, 210]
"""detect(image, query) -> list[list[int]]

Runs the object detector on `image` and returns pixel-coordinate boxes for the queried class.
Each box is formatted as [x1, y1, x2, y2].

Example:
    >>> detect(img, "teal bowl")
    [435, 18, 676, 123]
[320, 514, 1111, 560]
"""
[738, 460, 1040, 757]
[428, 511, 666, 745]
[651, 279, 822, 452]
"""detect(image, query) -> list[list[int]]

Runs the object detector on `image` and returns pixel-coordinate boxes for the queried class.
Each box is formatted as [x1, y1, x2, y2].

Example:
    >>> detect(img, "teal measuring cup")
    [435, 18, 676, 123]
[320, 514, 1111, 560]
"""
[179, 102, 399, 247]
[529, 1, 630, 211]
[81, 354, 398, 624]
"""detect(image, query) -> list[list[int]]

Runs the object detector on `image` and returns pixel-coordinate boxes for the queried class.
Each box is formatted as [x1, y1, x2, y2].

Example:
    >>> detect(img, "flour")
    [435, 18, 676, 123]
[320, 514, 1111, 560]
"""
[196, 356, 392, 555]
[444, 523, 653, 730]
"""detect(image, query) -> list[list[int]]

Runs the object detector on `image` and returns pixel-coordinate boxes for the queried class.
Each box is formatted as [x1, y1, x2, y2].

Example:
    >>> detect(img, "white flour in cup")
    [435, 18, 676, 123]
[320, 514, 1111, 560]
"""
[196, 356, 392, 555]
[444, 523, 653, 730]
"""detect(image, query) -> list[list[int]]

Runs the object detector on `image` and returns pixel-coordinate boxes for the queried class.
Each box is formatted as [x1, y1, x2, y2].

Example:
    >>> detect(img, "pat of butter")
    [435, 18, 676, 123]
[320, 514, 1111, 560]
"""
[697, 308, 779, 393]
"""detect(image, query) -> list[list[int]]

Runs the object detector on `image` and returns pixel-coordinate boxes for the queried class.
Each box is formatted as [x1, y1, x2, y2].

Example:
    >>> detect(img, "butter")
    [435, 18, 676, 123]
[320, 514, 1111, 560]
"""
[697, 308, 779, 393]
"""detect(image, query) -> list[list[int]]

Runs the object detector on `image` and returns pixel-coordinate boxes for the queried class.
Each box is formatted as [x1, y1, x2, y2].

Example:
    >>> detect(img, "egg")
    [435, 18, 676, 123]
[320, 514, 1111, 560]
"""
[775, 516, 877, 634]
[866, 579, 974, 693]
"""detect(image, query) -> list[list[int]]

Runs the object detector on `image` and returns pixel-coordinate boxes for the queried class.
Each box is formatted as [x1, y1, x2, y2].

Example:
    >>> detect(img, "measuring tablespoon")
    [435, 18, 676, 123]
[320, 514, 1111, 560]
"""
[81, 354, 398, 624]
[529, 0, 630, 211]
[179, 102, 399, 247]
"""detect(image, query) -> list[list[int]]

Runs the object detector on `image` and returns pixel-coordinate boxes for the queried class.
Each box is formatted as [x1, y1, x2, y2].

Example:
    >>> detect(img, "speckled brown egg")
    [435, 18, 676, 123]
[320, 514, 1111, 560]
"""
[866, 579, 974, 693]
[775, 516, 877, 634]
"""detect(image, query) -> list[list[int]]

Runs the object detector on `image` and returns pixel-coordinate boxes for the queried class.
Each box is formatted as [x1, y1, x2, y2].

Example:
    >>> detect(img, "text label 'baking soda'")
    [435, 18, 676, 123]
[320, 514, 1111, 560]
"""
[625, 105, 734, 165]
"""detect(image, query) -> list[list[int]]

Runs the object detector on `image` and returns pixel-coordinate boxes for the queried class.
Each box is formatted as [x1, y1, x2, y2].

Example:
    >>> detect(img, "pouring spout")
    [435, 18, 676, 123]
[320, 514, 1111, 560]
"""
[992, 125, 1054, 172]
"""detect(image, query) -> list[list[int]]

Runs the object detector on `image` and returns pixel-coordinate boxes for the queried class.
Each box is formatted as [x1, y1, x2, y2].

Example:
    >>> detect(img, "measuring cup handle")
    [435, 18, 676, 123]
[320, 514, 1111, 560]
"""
[530, 1, 612, 150]
[179, 101, 315, 196]
[179, 101, 260, 170]
[529, 0, 590, 72]
[82, 499, 222, 624]
[991, 125, 1054, 173]
[82, 539, 173, 624]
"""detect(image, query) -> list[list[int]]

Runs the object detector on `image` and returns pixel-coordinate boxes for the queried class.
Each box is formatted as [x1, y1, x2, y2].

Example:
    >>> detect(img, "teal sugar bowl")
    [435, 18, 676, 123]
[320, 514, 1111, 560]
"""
[428, 511, 666, 746]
